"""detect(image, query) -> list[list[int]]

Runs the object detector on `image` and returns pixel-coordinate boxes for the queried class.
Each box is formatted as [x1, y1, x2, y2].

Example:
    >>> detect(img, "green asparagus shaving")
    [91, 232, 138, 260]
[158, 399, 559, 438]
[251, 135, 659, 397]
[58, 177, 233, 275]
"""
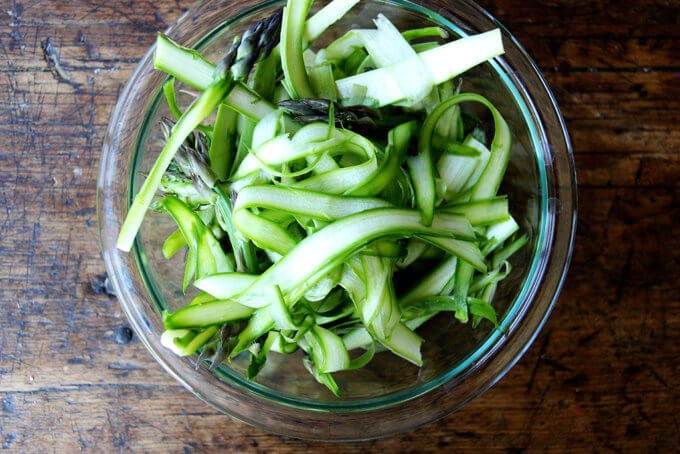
[401, 295, 499, 329]
[401, 26, 449, 42]
[117, 74, 234, 252]
[157, 195, 234, 289]
[281, 0, 315, 98]
[335, 28, 504, 107]
[468, 297, 500, 329]
[161, 229, 186, 259]
[351, 120, 416, 196]
[208, 104, 237, 180]
[443, 196, 510, 226]
[118, 0, 528, 395]
[246, 330, 279, 379]
[154, 33, 215, 90]
[230, 208, 476, 304]
[162, 79, 183, 120]
[160, 326, 220, 357]
[492, 233, 529, 269]
[304, 0, 360, 42]
[214, 185, 258, 273]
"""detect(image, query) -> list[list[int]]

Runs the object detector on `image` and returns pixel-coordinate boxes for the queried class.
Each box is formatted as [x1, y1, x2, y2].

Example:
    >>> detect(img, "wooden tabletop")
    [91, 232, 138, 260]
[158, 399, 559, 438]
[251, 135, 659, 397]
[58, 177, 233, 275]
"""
[1, 0, 678, 451]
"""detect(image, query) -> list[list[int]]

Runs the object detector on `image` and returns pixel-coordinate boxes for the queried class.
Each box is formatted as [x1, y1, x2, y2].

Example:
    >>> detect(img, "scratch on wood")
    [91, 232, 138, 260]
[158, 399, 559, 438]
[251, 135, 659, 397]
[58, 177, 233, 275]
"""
[76, 31, 97, 59]
[615, 244, 634, 304]
[154, 11, 168, 28]
[8, 1, 25, 55]
[106, 408, 130, 449]
[107, 361, 144, 371]
[526, 330, 551, 393]
[41, 37, 81, 89]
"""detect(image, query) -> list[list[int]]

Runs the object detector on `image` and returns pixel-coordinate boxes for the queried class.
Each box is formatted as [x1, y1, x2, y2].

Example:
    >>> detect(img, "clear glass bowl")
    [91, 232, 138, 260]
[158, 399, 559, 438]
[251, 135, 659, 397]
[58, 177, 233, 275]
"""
[98, 0, 576, 441]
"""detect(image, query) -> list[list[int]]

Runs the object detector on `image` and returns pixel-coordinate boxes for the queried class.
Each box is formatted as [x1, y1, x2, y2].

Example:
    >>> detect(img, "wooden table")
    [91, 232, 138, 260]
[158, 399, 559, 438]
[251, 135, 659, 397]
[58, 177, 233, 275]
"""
[1, 0, 678, 451]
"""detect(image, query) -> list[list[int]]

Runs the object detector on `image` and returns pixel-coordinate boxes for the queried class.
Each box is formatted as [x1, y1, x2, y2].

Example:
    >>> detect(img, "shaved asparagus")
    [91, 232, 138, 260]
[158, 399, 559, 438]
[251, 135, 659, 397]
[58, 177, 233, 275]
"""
[335, 29, 504, 107]
[118, 0, 525, 395]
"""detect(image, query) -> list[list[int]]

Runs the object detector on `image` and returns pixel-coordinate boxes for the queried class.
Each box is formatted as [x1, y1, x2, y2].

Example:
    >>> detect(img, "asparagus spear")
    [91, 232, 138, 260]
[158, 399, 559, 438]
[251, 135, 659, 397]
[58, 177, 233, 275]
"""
[117, 10, 285, 252]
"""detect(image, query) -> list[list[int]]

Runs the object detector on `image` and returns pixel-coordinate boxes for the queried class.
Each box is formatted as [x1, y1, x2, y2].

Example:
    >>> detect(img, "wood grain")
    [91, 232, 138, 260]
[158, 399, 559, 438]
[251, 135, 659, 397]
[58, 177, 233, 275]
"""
[1, 0, 679, 451]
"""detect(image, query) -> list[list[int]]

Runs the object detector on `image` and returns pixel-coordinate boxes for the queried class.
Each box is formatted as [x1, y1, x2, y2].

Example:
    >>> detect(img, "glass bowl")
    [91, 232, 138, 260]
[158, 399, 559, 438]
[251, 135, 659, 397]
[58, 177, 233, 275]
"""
[98, 0, 576, 441]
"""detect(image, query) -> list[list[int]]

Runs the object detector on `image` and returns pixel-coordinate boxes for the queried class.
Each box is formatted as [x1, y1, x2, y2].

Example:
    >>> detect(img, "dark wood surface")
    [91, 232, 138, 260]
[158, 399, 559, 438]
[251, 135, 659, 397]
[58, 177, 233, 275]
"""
[1, 0, 678, 451]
